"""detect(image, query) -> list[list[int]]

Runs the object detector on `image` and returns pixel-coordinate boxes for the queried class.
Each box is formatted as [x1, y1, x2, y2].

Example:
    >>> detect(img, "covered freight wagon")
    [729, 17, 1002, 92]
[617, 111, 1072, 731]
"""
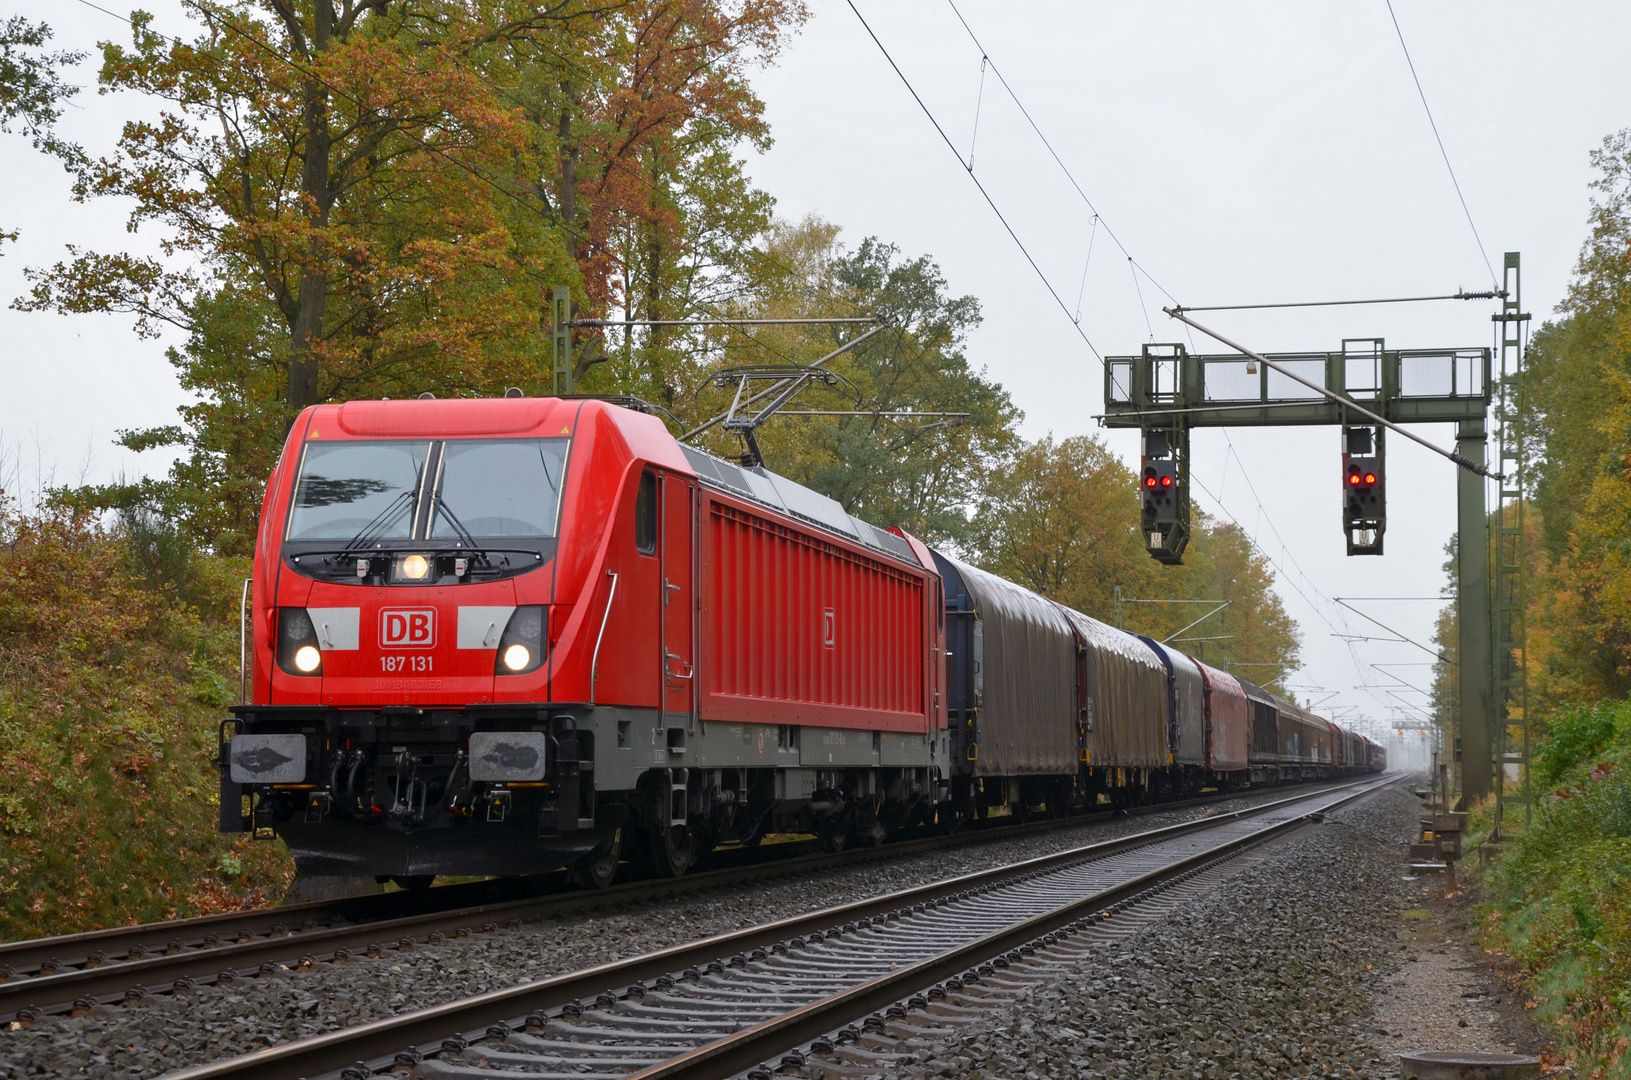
[1136, 637, 1206, 768]
[1271, 693, 1331, 768]
[1194, 660, 1250, 775]
[1062, 610, 1169, 771]
[931, 552, 1077, 778]
[1240, 677, 1281, 770]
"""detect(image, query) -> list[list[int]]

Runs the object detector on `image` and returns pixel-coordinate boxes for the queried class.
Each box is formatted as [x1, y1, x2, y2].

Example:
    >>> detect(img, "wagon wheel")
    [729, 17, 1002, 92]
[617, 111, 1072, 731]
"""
[644, 824, 696, 877]
[816, 824, 848, 854]
[569, 829, 622, 890]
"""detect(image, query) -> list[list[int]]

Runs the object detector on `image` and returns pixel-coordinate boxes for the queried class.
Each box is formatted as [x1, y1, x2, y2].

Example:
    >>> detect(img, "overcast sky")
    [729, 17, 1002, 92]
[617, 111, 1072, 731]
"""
[4, 1, 1629, 747]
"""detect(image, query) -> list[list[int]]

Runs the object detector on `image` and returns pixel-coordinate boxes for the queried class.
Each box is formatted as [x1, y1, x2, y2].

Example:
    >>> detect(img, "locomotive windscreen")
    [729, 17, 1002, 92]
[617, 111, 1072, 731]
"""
[287, 437, 569, 541]
[432, 439, 568, 537]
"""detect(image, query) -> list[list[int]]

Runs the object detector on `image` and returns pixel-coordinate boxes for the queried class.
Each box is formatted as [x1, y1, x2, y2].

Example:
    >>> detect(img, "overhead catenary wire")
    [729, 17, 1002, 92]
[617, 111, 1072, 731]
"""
[1384, 0, 1498, 288]
[1172, 289, 1505, 314]
[1073, 215, 1099, 324]
[941, 0, 1182, 310]
[1165, 306, 1502, 482]
[966, 54, 987, 170]
[1129, 257, 1155, 342]
[845, 0, 1104, 362]
[1190, 440, 1412, 725]
[1332, 598, 1446, 661]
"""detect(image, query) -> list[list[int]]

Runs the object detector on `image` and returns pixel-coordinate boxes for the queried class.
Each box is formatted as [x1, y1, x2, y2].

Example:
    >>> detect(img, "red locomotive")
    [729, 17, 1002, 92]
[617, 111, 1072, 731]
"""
[222, 395, 1381, 888]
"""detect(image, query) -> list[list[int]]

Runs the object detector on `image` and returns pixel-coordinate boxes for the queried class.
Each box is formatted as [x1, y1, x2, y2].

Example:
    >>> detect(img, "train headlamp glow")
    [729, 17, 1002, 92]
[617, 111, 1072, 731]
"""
[493, 606, 545, 675]
[276, 607, 323, 676]
[397, 554, 430, 580]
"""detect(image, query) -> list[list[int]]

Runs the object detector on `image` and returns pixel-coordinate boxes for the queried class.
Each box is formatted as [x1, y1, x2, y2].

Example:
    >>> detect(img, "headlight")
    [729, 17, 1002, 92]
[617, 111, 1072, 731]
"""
[276, 608, 322, 676]
[395, 554, 431, 581]
[494, 606, 545, 675]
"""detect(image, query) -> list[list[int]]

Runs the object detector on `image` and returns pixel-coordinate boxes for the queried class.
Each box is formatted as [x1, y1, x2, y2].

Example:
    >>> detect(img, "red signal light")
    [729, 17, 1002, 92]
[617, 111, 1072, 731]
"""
[1160, 475, 1173, 488]
[1363, 472, 1377, 484]
[1145, 476, 1157, 488]
[1348, 471, 1361, 485]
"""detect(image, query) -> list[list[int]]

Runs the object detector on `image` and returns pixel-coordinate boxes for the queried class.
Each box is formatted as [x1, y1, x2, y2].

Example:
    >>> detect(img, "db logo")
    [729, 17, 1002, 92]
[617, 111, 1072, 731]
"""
[380, 608, 436, 648]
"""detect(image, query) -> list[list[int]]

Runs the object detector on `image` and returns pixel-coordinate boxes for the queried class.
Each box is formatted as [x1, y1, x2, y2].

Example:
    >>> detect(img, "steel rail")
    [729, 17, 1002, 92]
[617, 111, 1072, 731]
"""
[644, 777, 1395, 1080]
[0, 774, 1342, 979]
[0, 778, 1355, 1014]
[156, 777, 1389, 1080]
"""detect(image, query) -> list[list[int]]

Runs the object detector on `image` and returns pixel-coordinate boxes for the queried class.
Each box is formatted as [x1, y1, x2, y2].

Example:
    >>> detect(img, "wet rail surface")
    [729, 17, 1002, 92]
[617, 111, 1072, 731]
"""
[160, 777, 1396, 1080]
[0, 780, 1352, 1020]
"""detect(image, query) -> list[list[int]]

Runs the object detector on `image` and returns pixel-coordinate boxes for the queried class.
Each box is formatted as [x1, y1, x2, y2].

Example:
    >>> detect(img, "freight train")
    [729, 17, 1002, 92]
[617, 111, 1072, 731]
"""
[222, 396, 1384, 888]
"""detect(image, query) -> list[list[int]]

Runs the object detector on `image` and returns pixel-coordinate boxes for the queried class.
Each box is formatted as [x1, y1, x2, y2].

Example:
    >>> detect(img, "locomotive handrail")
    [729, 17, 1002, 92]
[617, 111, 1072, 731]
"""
[237, 576, 251, 704]
[590, 569, 619, 706]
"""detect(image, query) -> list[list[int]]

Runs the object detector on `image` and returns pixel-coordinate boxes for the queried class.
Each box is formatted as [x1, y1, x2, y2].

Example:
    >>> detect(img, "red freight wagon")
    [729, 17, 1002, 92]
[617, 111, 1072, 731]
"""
[1192, 660, 1250, 778]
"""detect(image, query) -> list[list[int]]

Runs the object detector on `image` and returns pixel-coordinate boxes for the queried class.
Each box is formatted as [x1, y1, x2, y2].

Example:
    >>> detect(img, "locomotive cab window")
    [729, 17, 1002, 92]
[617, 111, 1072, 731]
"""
[285, 437, 568, 541]
[635, 469, 657, 554]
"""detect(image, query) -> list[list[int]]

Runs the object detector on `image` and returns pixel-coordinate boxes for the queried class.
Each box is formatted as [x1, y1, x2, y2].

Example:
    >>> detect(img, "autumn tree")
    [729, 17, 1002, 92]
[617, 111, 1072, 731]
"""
[966, 433, 1147, 618]
[967, 432, 1300, 684]
[1519, 128, 1631, 707]
[1163, 517, 1301, 689]
[677, 217, 1019, 545]
[0, 16, 84, 249]
[18, 1, 805, 553]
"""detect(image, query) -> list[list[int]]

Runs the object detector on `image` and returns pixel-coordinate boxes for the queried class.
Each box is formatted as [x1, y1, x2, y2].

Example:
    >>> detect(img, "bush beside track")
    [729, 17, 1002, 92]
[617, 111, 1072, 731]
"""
[1465, 698, 1631, 1078]
[0, 504, 293, 940]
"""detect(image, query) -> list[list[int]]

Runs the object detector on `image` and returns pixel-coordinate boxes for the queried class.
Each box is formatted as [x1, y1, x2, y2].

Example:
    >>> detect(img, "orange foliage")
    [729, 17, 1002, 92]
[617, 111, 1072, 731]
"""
[0, 504, 291, 939]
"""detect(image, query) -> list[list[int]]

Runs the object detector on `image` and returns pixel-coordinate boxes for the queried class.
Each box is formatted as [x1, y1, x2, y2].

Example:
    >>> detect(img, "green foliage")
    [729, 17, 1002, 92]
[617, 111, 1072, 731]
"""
[691, 218, 1021, 547]
[0, 15, 84, 250]
[0, 16, 83, 162]
[1479, 699, 1631, 1075]
[1522, 128, 1631, 709]
[1534, 699, 1631, 789]
[0, 501, 291, 940]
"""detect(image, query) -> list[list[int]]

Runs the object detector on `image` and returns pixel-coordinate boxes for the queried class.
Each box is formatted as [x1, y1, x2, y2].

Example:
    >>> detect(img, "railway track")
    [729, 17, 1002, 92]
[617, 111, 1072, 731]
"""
[0, 779, 1350, 1021]
[157, 775, 1395, 1080]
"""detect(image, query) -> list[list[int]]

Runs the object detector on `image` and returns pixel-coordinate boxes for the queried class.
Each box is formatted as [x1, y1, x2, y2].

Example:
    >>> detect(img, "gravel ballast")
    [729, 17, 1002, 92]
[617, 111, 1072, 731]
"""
[792, 777, 1435, 1079]
[0, 781, 1374, 1079]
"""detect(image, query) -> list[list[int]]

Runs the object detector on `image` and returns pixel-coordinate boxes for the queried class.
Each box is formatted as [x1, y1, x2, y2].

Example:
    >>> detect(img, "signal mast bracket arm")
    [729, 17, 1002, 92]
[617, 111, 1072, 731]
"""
[1162, 307, 1503, 482]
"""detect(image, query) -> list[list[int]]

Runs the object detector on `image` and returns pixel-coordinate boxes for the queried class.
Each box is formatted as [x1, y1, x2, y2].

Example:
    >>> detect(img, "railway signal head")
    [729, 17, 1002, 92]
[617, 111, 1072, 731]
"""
[1142, 461, 1180, 525]
[1342, 451, 1385, 556]
[1139, 427, 1189, 564]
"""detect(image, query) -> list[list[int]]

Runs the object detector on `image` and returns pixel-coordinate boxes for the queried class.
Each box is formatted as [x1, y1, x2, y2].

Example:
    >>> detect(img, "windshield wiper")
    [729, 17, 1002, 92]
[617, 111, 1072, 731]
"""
[432, 498, 484, 559]
[336, 490, 415, 557]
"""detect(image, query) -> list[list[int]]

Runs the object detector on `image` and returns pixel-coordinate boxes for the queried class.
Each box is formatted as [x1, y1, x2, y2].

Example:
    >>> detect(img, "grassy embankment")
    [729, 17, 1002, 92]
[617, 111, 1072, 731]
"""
[1462, 699, 1631, 1077]
[0, 504, 293, 941]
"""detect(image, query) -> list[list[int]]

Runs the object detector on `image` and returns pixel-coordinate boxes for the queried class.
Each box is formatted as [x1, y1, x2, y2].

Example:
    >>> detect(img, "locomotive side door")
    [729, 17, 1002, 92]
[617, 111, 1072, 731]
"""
[659, 472, 697, 722]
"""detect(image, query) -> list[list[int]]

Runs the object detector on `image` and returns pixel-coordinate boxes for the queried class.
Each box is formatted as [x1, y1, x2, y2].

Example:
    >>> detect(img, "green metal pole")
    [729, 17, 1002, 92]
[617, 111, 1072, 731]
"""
[551, 285, 572, 396]
[1457, 418, 1491, 803]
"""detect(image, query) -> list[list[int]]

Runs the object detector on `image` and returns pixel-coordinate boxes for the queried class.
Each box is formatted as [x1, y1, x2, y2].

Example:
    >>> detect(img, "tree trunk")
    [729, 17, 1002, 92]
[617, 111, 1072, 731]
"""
[286, 1, 335, 416]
